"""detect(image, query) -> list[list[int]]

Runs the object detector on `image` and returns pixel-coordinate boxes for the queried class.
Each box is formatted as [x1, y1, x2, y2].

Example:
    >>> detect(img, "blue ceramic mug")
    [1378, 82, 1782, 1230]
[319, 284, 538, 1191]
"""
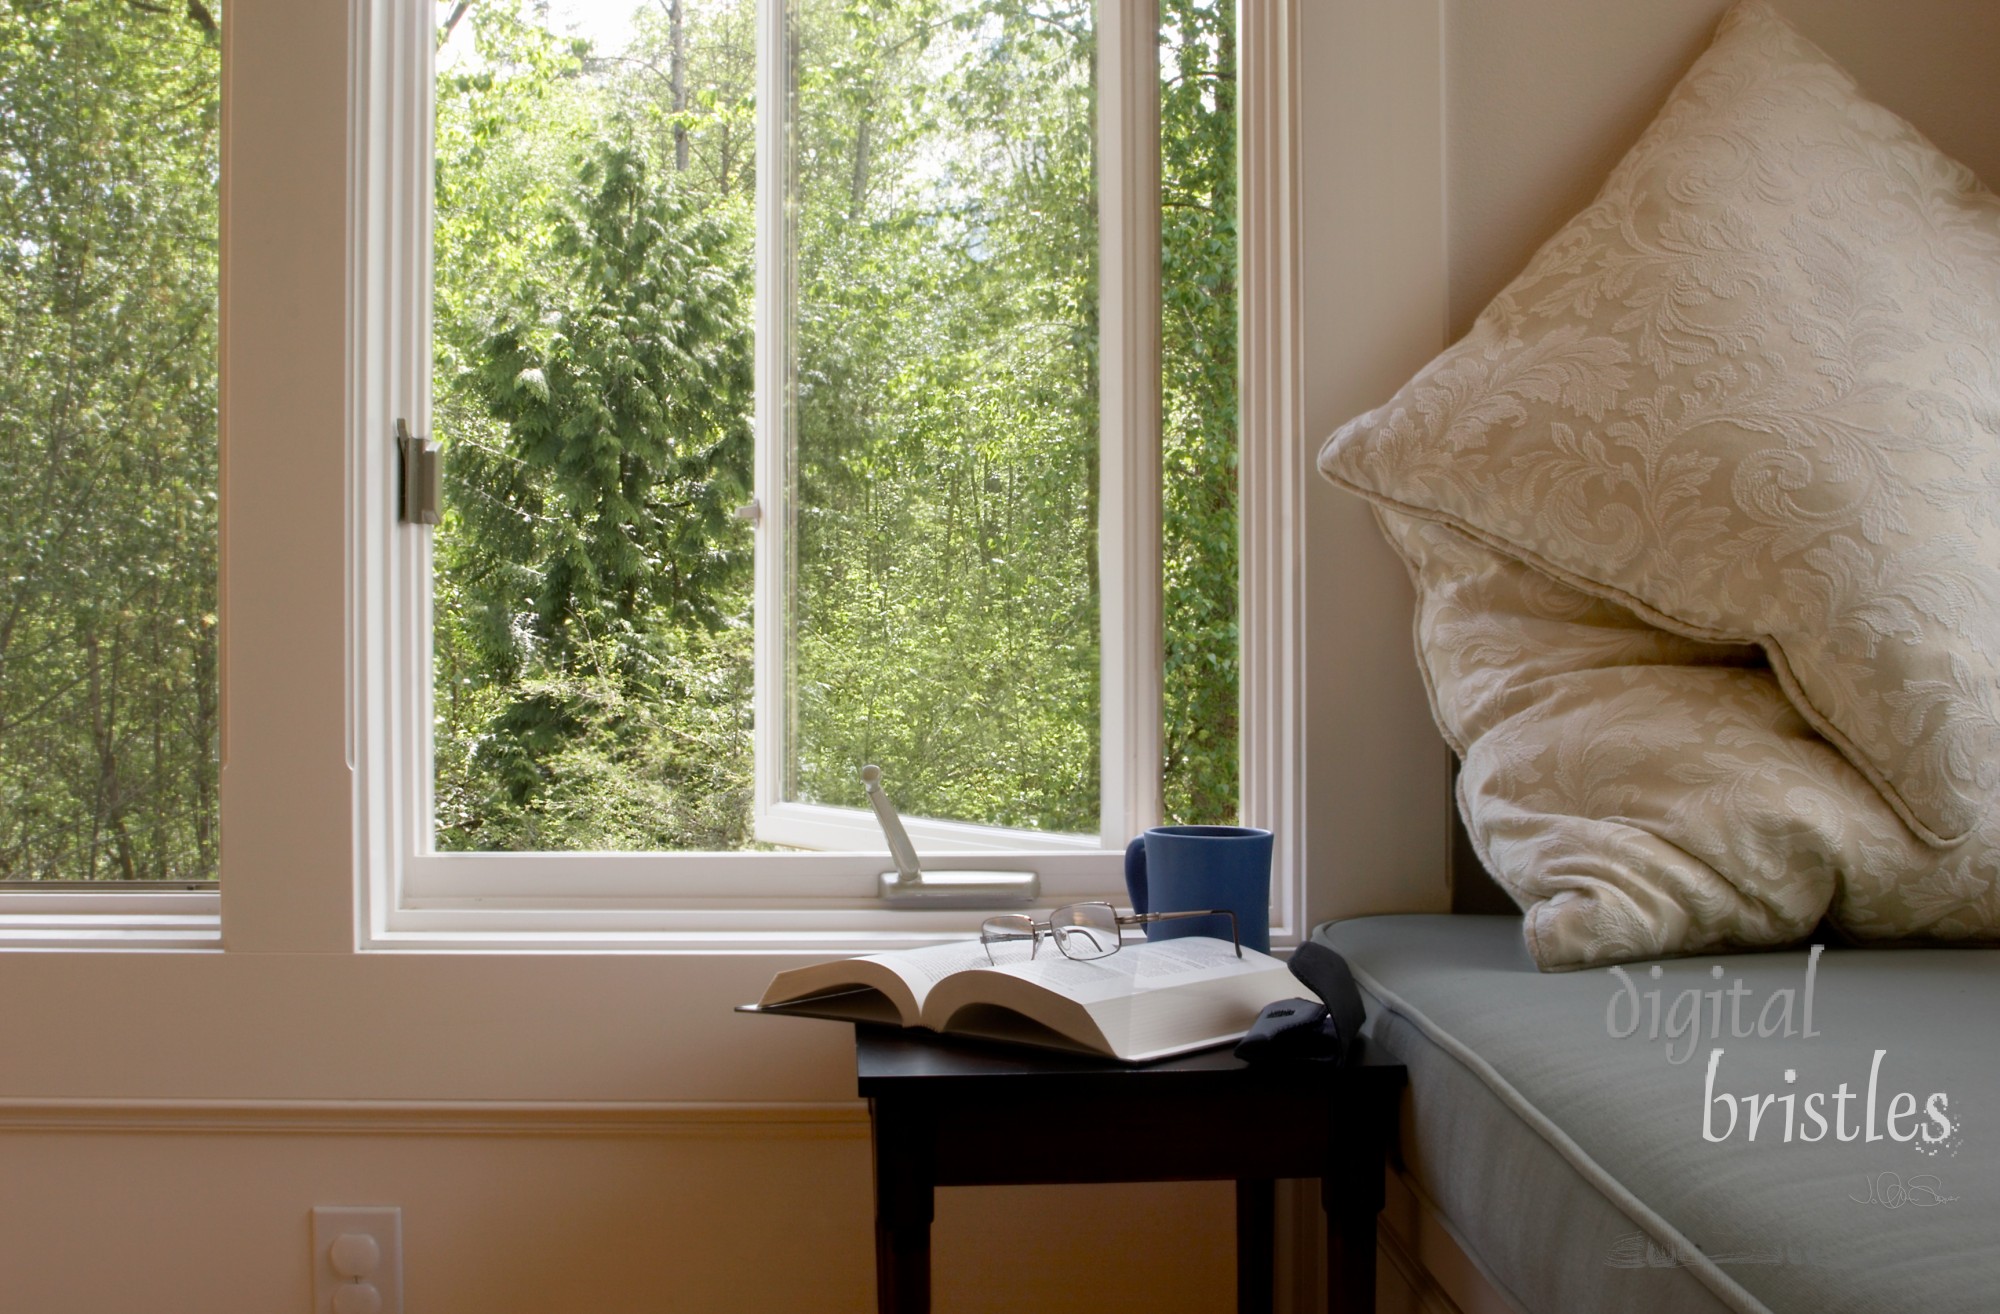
[1123, 825, 1273, 953]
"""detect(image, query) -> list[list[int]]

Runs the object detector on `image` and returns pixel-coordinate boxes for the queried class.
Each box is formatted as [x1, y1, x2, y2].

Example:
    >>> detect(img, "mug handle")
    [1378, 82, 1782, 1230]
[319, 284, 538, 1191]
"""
[1123, 835, 1149, 915]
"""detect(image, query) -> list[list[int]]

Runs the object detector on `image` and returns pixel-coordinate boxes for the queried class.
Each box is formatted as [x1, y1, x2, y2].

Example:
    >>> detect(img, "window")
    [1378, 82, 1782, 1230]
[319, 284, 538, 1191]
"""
[0, 0, 221, 890]
[350, 0, 1293, 946]
[758, 0, 1111, 854]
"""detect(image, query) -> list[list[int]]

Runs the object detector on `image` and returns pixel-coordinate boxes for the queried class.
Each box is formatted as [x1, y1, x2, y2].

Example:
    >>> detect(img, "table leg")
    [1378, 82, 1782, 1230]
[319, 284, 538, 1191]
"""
[870, 1098, 935, 1314]
[1322, 1114, 1388, 1314]
[1235, 1178, 1276, 1314]
[874, 1214, 932, 1314]
[1323, 1197, 1377, 1314]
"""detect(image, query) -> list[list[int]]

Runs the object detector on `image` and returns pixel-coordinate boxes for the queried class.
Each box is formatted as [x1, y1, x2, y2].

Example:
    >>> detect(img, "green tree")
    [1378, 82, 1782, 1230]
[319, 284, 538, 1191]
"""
[1160, 0, 1239, 825]
[426, 0, 1239, 851]
[783, 0, 1103, 832]
[435, 143, 755, 847]
[0, 0, 221, 880]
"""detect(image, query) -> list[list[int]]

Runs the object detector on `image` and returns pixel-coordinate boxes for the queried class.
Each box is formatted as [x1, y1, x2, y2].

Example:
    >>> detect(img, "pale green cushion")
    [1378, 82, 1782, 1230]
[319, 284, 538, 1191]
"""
[1322, 916, 1998, 1314]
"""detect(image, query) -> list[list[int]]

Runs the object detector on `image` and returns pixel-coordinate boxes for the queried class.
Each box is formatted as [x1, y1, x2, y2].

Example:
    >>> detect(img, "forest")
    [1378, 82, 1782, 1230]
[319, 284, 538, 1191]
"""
[0, 0, 1236, 877]
[0, 0, 220, 881]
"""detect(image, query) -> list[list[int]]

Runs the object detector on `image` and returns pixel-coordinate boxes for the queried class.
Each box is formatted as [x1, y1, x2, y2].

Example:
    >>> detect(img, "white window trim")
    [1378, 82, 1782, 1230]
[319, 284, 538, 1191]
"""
[1238, 0, 1308, 955]
[0, 888, 220, 951]
[748, 0, 1157, 857]
[0, 0, 1312, 957]
[336, 0, 1308, 953]
[1094, 0, 1165, 856]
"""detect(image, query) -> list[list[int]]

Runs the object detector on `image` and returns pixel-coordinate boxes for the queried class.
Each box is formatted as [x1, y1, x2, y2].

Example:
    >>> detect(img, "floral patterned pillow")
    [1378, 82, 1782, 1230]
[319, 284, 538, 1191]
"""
[1320, 0, 2000, 849]
[1382, 508, 2000, 970]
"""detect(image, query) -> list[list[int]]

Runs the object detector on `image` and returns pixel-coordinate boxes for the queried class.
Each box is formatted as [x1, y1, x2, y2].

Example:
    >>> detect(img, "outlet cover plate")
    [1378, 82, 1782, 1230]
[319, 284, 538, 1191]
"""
[311, 1205, 402, 1314]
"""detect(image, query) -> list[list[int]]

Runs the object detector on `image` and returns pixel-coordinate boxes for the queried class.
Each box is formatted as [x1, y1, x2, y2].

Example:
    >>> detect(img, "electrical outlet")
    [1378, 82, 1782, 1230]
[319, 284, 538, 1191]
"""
[312, 1206, 402, 1314]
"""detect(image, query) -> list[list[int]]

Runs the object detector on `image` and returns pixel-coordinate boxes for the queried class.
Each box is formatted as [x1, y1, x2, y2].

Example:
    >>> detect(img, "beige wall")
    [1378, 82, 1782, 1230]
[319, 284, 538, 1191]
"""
[0, 3, 1378, 1310]
[0, 1122, 1233, 1311]
[1444, 0, 2000, 335]
[1300, 0, 1454, 926]
[3, 1, 1994, 1310]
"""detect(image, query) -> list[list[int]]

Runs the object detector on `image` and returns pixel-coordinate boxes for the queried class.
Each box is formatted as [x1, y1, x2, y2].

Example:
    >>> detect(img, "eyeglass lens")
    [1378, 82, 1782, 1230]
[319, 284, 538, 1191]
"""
[982, 904, 1130, 964]
[1047, 902, 1121, 960]
[981, 914, 1039, 964]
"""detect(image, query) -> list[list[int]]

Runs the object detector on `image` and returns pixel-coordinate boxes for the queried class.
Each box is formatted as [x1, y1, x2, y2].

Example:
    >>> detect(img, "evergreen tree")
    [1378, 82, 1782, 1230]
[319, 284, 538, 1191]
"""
[440, 144, 753, 834]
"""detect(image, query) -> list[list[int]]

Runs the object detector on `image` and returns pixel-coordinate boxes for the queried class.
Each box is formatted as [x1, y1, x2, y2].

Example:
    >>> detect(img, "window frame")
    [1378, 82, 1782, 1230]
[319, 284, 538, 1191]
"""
[0, 0, 226, 947]
[338, 0, 1308, 953]
[0, 0, 1320, 957]
[748, 0, 1156, 857]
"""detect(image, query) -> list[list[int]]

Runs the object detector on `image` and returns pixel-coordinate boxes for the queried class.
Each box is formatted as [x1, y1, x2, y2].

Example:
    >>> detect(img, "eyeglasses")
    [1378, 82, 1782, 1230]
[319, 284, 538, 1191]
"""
[980, 902, 1242, 965]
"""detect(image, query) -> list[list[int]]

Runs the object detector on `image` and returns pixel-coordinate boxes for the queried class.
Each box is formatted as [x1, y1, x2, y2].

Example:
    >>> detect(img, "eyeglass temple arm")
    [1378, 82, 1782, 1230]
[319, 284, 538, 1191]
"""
[1125, 909, 1242, 957]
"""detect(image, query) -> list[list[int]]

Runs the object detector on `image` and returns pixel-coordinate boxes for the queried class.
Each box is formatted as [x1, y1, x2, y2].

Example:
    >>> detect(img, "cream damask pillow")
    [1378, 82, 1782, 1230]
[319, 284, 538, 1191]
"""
[1320, 0, 2000, 849]
[1384, 509, 2000, 971]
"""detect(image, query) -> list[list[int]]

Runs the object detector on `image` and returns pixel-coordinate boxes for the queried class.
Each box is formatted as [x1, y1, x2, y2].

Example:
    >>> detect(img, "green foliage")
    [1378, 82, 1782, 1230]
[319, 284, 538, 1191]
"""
[0, 0, 221, 880]
[435, 141, 754, 846]
[473, 145, 752, 645]
[0, 0, 1239, 875]
[1160, 0, 1239, 825]
[785, 0, 1102, 832]
[430, 0, 1238, 852]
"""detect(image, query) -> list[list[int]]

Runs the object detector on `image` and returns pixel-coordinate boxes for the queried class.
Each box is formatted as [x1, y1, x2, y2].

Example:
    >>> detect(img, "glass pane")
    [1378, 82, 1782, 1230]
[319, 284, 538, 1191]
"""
[0, 2, 221, 881]
[432, 0, 762, 851]
[1048, 901, 1121, 959]
[785, 0, 1101, 835]
[1160, 0, 1237, 825]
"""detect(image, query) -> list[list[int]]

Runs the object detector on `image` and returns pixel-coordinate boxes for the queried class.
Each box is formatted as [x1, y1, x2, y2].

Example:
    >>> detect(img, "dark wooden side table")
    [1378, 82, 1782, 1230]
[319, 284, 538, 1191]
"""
[856, 1025, 1406, 1314]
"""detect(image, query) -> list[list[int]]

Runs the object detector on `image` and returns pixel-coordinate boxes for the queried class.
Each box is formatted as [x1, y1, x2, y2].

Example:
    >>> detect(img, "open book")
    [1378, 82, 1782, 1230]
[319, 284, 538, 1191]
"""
[750, 936, 1292, 1063]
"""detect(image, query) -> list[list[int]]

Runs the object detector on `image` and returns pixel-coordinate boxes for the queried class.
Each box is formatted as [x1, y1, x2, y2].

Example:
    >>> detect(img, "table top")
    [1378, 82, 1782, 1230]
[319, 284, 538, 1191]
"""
[854, 1024, 1406, 1099]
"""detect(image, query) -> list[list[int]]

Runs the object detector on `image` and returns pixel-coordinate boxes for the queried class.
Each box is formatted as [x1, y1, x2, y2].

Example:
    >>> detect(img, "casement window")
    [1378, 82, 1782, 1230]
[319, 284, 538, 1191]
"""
[349, 0, 1303, 949]
[0, 2, 222, 937]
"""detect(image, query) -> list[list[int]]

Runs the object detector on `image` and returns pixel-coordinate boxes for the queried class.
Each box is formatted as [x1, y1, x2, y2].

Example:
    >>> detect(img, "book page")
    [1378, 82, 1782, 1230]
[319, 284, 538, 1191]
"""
[762, 937, 1287, 1059]
[862, 938, 1004, 1006]
[988, 936, 1272, 1005]
[920, 938, 1292, 1061]
[1062, 940, 1290, 1060]
[757, 938, 993, 1026]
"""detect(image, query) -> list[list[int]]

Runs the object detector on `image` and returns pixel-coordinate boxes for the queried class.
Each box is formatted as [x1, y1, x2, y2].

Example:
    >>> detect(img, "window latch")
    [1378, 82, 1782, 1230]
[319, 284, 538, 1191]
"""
[862, 765, 1038, 908]
[397, 418, 441, 526]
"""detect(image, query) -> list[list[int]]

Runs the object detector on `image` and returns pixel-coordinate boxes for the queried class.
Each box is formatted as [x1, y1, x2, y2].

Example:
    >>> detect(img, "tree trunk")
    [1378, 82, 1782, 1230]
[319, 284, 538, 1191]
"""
[441, 0, 476, 41]
[85, 632, 103, 879]
[671, 0, 689, 173]
[1217, 6, 1237, 120]
[152, 612, 167, 880]
[192, 594, 219, 878]
[850, 113, 872, 220]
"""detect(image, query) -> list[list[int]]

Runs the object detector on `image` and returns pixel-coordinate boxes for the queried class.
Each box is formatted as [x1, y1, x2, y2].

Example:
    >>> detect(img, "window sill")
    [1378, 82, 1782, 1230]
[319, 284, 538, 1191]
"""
[364, 926, 988, 954]
[0, 899, 1299, 957]
[369, 848, 1140, 953]
[369, 893, 1130, 954]
[0, 890, 222, 951]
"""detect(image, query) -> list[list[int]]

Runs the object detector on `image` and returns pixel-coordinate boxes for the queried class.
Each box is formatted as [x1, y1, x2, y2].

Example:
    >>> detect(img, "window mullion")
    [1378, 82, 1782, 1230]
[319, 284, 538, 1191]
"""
[750, 0, 792, 848]
[1097, 0, 1165, 848]
[402, 0, 438, 881]
[355, 0, 437, 942]
[1238, 0, 1309, 940]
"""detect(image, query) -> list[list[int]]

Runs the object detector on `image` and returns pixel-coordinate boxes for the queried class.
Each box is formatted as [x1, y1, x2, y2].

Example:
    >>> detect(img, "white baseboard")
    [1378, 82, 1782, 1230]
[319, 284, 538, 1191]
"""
[1377, 1206, 1468, 1314]
[1273, 1166, 1521, 1314]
